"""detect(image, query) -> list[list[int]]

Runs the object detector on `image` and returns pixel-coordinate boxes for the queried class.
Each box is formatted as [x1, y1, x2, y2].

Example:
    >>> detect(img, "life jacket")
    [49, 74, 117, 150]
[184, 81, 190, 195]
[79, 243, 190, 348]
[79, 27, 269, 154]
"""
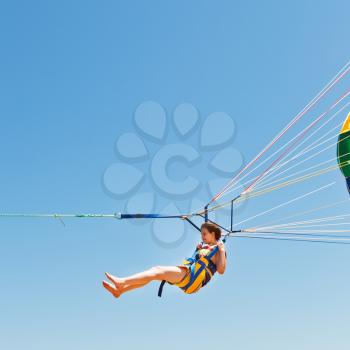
[158, 242, 221, 297]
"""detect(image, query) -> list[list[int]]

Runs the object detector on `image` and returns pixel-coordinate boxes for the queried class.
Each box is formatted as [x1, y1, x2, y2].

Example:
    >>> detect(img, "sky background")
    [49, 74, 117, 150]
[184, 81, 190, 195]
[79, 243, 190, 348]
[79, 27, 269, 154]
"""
[0, 1, 350, 349]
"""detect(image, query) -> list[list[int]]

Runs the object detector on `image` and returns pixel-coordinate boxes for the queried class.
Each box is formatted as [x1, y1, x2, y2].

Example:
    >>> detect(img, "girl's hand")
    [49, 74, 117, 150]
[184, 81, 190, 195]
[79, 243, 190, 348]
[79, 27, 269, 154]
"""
[217, 242, 225, 252]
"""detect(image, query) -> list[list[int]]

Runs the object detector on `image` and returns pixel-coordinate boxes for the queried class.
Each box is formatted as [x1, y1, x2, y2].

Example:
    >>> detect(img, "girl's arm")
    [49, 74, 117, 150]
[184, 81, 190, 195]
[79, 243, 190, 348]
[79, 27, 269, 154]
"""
[215, 242, 226, 274]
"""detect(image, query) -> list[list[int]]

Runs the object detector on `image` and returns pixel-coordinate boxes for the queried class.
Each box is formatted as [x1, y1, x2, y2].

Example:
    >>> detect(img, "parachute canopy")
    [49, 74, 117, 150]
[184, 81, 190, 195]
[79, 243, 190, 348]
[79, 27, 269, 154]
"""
[337, 112, 350, 193]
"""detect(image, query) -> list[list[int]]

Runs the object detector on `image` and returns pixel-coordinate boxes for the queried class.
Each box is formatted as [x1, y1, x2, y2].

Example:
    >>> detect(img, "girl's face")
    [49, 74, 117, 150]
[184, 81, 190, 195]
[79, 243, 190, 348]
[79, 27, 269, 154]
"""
[201, 227, 216, 244]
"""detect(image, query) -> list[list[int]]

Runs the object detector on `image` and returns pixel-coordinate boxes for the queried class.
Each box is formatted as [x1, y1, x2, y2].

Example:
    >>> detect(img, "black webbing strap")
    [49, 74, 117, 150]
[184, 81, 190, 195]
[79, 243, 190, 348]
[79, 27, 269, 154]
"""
[158, 280, 166, 297]
[184, 217, 201, 232]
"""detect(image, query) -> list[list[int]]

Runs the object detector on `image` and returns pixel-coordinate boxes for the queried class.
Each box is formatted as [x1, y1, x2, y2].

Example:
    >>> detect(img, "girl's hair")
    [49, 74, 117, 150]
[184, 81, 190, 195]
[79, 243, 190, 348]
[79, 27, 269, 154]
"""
[201, 222, 222, 240]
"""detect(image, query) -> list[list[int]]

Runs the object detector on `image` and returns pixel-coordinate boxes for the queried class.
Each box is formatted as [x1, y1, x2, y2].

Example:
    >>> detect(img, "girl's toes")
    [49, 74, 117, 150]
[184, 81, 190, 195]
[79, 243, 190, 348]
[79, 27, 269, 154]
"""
[105, 272, 124, 289]
[105, 272, 118, 283]
[102, 280, 114, 293]
[102, 281, 121, 298]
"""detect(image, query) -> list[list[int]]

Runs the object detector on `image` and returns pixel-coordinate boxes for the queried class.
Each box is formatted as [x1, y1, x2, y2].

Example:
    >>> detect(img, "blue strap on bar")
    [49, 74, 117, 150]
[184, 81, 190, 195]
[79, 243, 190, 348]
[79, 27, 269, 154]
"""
[117, 213, 184, 219]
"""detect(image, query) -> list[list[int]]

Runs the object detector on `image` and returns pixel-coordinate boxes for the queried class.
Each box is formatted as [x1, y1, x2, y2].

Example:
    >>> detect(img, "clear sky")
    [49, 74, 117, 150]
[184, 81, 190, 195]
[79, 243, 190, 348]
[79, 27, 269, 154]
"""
[0, 1, 349, 349]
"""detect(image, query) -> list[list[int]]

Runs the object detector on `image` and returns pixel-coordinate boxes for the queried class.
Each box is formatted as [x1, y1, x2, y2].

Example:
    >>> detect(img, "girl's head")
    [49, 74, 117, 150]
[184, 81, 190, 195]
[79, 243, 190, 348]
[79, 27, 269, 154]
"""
[200, 222, 222, 244]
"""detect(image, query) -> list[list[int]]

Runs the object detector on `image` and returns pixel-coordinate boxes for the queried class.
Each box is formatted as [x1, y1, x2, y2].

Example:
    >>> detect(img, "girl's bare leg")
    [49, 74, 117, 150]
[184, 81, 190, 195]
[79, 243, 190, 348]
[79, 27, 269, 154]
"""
[105, 266, 187, 291]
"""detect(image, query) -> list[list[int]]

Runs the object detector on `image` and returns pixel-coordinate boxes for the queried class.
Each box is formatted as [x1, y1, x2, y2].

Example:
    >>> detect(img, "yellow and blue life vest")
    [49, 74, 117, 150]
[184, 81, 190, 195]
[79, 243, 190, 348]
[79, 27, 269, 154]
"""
[158, 242, 221, 297]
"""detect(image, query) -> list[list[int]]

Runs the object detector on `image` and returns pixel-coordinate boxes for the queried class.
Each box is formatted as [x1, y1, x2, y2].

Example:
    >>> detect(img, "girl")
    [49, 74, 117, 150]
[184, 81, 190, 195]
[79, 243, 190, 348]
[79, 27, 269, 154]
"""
[102, 222, 226, 298]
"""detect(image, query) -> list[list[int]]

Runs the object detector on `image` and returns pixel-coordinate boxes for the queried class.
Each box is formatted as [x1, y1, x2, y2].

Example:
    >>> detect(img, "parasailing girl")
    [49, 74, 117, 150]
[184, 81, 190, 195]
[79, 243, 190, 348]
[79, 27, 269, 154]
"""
[102, 222, 226, 298]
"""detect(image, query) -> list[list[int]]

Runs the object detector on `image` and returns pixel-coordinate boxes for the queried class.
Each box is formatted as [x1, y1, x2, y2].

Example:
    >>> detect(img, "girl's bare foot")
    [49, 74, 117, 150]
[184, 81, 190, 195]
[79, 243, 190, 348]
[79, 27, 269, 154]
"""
[102, 281, 122, 298]
[105, 272, 125, 289]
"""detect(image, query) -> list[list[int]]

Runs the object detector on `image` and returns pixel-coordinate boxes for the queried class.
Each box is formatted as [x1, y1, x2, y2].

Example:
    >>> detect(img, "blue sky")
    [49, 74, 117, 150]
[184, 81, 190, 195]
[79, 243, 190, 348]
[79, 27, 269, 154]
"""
[0, 1, 350, 349]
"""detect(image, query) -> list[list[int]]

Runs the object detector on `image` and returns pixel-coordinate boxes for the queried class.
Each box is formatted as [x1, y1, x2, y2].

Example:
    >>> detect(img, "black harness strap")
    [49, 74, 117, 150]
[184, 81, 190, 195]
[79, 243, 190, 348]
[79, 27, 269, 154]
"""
[158, 280, 166, 297]
[184, 217, 201, 232]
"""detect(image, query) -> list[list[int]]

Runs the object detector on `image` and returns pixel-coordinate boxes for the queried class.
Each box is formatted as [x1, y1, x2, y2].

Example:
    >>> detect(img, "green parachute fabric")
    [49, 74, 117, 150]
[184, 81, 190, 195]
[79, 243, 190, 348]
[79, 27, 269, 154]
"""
[337, 112, 350, 193]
